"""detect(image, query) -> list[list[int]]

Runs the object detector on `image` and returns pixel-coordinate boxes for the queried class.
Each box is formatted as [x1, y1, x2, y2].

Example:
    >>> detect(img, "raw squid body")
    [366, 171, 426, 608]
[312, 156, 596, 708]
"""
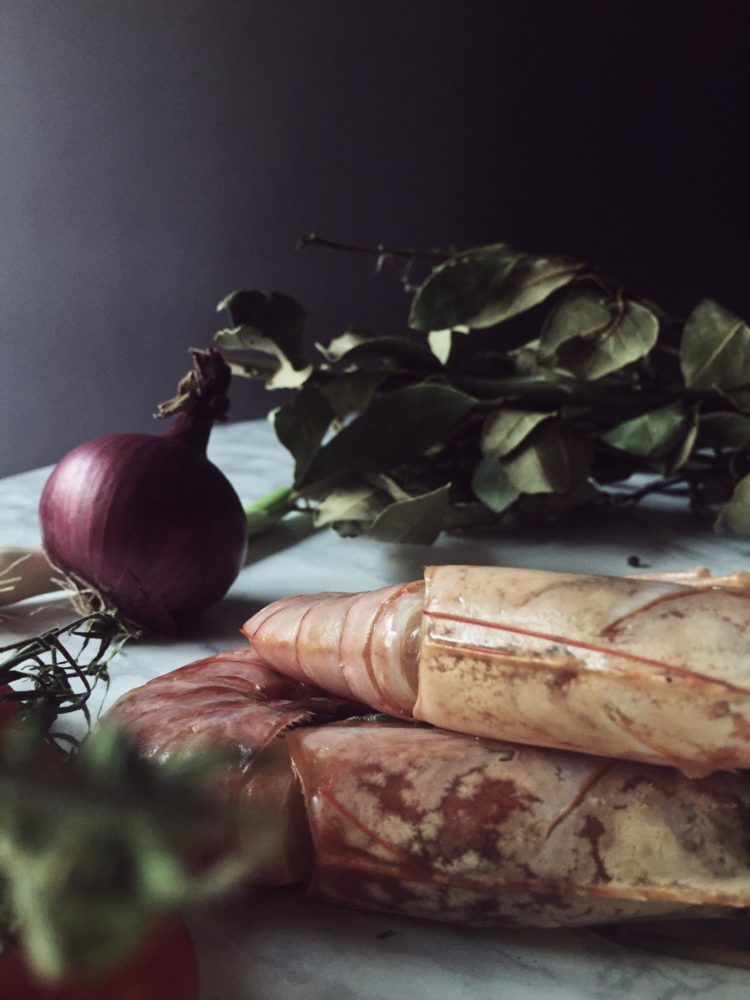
[106, 649, 750, 928]
[244, 565, 750, 776]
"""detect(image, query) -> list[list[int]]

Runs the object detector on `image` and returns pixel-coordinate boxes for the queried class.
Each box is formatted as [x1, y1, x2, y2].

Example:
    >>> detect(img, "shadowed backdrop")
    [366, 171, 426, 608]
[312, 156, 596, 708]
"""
[1, 1, 749, 476]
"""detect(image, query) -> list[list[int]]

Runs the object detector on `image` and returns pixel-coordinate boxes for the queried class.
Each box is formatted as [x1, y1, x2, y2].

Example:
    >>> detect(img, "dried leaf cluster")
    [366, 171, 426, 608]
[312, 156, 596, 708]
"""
[216, 243, 750, 543]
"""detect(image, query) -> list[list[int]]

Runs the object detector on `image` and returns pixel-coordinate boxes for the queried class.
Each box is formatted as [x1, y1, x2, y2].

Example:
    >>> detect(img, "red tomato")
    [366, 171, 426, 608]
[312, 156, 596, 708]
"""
[0, 919, 200, 1000]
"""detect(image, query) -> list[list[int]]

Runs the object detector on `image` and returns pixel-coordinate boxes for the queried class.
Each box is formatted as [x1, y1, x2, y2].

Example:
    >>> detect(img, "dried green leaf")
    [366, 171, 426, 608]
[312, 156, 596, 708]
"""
[215, 325, 312, 390]
[273, 383, 334, 483]
[481, 409, 554, 459]
[312, 483, 386, 528]
[470, 458, 521, 513]
[314, 328, 379, 362]
[538, 290, 659, 380]
[717, 474, 750, 534]
[318, 332, 441, 373]
[668, 409, 699, 473]
[502, 422, 593, 494]
[410, 245, 582, 331]
[428, 328, 456, 364]
[298, 385, 475, 494]
[367, 484, 451, 545]
[314, 371, 388, 418]
[680, 299, 750, 391]
[217, 290, 305, 359]
[601, 402, 689, 459]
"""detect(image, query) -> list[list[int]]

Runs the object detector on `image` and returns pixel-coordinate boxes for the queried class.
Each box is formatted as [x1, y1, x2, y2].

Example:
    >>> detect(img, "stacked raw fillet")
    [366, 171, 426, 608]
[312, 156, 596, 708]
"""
[107, 565, 750, 927]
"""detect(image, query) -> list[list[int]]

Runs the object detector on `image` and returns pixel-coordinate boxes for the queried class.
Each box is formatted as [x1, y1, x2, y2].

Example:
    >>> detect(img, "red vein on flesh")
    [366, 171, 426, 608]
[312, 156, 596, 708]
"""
[339, 594, 379, 705]
[293, 601, 321, 685]
[360, 599, 392, 713]
[243, 596, 313, 674]
[601, 588, 750, 640]
[426, 613, 750, 695]
[545, 760, 618, 839]
[599, 703, 711, 770]
[317, 788, 415, 862]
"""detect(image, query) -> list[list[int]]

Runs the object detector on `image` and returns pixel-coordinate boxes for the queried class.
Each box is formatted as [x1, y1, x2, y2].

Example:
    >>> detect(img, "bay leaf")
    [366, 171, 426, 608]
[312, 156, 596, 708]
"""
[298, 384, 475, 494]
[217, 290, 306, 359]
[428, 328, 457, 364]
[538, 290, 659, 380]
[680, 299, 750, 390]
[601, 402, 689, 459]
[322, 336, 442, 373]
[667, 407, 699, 473]
[367, 484, 451, 545]
[313, 483, 386, 528]
[215, 325, 312, 390]
[273, 383, 334, 483]
[314, 370, 387, 418]
[410, 244, 581, 331]
[481, 409, 554, 459]
[502, 422, 593, 494]
[470, 458, 521, 513]
[316, 327, 441, 375]
[315, 328, 379, 363]
[717, 474, 750, 534]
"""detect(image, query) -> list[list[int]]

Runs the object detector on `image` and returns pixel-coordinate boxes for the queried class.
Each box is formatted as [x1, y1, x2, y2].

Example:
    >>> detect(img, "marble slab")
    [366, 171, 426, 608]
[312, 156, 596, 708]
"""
[1, 419, 749, 999]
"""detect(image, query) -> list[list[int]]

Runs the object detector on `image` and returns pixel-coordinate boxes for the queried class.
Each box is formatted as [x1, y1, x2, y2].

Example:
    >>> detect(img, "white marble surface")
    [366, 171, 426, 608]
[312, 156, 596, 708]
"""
[1, 419, 749, 999]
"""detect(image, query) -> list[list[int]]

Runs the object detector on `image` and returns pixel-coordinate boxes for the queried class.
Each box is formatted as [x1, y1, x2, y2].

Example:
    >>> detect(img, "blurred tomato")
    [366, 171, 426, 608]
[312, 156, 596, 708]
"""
[0, 683, 17, 726]
[0, 919, 200, 1000]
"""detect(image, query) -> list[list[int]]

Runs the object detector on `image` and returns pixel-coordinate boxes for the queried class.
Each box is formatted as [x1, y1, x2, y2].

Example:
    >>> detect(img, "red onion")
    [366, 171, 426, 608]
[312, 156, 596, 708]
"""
[39, 349, 248, 634]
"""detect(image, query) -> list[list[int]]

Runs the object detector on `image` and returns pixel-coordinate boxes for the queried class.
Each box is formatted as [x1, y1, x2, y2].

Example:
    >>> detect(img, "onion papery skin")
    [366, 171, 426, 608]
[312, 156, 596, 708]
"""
[40, 433, 248, 635]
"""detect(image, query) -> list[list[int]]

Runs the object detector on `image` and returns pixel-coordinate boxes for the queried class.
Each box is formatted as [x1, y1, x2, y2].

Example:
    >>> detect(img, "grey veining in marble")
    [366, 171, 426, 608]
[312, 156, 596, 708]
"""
[1, 419, 749, 999]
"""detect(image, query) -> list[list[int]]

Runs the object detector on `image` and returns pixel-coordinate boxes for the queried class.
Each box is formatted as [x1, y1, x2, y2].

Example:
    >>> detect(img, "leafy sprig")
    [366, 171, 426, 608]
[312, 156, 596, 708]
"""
[0, 726, 262, 980]
[0, 613, 269, 983]
[0, 612, 135, 745]
[216, 240, 750, 543]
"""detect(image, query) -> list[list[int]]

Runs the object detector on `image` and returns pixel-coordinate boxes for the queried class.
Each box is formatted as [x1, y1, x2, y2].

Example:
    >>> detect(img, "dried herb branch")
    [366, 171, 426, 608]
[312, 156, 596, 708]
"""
[0, 614, 269, 984]
[0, 726, 264, 980]
[296, 231, 453, 260]
[0, 612, 137, 741]
[214, 239, 750, 543]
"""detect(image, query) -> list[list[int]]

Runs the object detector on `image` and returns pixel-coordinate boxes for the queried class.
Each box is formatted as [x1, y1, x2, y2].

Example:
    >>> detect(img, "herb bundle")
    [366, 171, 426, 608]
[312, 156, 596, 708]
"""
[216, 240, 750, 543]
[0, 612, 133, 744]
[0, 616, 259, 982]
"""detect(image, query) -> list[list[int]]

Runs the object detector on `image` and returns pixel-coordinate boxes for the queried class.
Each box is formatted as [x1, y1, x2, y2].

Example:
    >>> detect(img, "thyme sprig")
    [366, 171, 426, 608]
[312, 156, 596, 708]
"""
[0, 612, 138, 744]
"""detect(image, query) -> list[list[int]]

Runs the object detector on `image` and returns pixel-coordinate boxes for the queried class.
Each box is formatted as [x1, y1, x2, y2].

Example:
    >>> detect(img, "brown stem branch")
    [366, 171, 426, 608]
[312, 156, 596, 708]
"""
[296, 232, 454, 260]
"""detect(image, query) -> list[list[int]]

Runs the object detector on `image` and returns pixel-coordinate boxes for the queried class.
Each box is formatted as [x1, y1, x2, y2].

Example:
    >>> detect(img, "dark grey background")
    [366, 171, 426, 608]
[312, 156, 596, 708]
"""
[2, 1, 749, 477]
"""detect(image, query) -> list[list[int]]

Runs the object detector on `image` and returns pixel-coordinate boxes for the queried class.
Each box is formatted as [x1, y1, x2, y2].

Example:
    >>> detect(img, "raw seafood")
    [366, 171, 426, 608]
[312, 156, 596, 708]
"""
[106, 649, 750, 928]
[244, 565, 750, 776]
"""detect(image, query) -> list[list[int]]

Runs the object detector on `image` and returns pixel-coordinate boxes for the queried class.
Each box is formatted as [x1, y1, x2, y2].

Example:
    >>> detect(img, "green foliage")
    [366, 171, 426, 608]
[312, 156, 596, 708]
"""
[0, 726, 260, 981]
[216, 241, 750, 540]
[0, 613, 136, 743]
[0, 616, 261, 983]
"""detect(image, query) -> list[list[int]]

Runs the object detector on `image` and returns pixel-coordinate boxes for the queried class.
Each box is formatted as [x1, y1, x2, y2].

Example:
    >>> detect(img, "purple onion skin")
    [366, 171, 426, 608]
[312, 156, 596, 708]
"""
[40, 433, 249, 635]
